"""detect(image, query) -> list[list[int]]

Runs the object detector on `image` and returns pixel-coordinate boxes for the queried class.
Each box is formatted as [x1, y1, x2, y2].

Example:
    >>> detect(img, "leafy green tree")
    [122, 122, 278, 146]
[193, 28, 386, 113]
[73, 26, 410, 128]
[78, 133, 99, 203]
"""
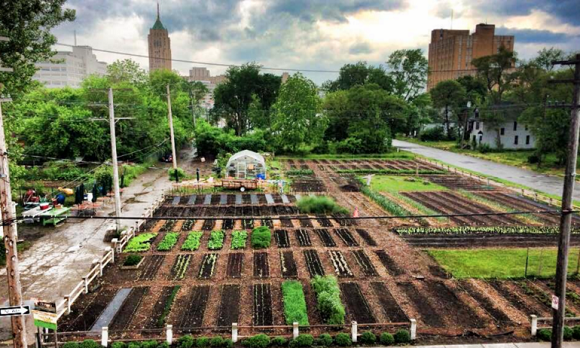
[0, 0, 75, 98]
[324, 62, 393, 92]
[533, 48, 566, 72]
[271, 73, 326, 153]
[107, 59, 148, 85]
[387, 49, 429, 102]
[429, 80, 466, 140]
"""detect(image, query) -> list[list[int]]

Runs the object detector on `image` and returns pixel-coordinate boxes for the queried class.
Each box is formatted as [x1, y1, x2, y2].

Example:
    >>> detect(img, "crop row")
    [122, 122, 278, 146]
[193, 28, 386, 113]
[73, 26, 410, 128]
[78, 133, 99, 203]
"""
[158, 232, 180, 251]
[208, 231, 225, 250]
[337, 169, 445, 175]
[231, 230, 248, 250]
[358, 180, 411, 217]
[124, 233, 157, 252]
[395, 226, 580, 235]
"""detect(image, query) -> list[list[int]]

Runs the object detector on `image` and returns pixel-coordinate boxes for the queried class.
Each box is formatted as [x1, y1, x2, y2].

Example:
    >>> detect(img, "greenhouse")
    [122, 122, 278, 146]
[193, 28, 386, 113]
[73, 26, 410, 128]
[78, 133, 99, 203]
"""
[226, 150, 267, 179]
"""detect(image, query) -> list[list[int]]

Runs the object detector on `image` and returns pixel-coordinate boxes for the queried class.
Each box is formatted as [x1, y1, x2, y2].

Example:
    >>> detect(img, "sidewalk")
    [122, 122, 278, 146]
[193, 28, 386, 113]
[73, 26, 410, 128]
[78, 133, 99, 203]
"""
[412, 343, 580, 348]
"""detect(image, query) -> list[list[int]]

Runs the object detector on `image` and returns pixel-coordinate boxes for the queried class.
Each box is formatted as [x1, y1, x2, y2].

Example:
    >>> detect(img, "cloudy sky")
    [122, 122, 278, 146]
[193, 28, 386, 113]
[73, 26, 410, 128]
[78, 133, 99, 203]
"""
[52, 0, 580, 84]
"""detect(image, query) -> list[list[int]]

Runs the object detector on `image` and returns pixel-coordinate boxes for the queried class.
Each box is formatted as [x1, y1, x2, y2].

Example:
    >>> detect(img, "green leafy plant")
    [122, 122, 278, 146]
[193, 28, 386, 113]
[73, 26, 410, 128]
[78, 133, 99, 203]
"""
[231, 230, 248, 249]
[286, 169, 314, 176]
[538, 328, 552, 341]
[181, 231, 203, 251]
[394, 329, 411, 344]
[224, 339, 233, 348]
[296, 196, 348, 215]
[281, 280, 309, 325]
[359, 181, 411, 217]
[243, 334, 270, 348]
[157, 232, 180, 251]
[310, 275, 345, 324]
[251, 226, 271, 249]
[271, 337, 287, 347]
[62, 343, 79, 348]
[197, 337, 210, 348]
[179, 335, 195, 348]
[208, 230, 225, 250]
[111, 343, 126, 348]
[141, 341, 158, 348]
[290, 334, 313, 348]
[564, 327, 573, 341]
[379, 332, 394, 345]
[334, 333, 351, 347]
[80, 340, 100, 348]
[156, 286, 180, 327]
[317, 334, 333, 347]
[360, 331, 376, 345]
[124, 233, 157, 252]
[123, 254, 142, 266]
[210, 337, 224, 347]
[573, 325, 580, 340]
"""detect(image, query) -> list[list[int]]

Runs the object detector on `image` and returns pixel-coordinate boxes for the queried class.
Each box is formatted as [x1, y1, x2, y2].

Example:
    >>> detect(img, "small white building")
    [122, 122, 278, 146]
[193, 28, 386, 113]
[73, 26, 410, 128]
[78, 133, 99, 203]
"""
[226, 150, 266, 179]
[32, 46, 107, 89]
[469, 116, 535, 150]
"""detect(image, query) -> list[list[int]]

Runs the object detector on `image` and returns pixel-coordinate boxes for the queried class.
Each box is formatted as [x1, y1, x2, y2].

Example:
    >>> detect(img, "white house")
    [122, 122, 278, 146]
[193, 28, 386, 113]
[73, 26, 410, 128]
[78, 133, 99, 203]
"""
[468, 115, 535, 150]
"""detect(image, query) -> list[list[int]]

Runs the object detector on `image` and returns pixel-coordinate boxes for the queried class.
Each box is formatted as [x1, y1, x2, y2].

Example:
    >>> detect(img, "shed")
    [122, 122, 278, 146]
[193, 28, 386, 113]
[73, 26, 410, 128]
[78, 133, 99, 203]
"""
[226, 150, 266, 179]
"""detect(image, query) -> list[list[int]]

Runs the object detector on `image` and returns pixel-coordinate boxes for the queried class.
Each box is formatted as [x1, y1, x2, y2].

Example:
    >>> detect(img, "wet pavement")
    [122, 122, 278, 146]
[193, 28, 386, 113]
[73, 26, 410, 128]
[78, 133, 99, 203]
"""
[393, 140, 580, 201]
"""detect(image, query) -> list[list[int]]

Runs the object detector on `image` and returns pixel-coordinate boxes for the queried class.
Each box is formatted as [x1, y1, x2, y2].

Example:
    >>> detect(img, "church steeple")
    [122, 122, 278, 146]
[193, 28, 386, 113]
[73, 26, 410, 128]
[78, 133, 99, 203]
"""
[157, 2, 160, 20]
[151, 2, 166, 30]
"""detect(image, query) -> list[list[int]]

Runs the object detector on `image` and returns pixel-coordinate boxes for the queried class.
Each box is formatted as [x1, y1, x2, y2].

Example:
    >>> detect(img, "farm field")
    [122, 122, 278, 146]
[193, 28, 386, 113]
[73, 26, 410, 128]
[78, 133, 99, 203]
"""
[58, 157, 580, 344]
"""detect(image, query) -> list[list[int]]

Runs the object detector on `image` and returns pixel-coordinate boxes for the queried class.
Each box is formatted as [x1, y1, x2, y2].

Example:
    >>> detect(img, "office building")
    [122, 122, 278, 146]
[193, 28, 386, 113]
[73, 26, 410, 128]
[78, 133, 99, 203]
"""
[148, 4, 172, 72]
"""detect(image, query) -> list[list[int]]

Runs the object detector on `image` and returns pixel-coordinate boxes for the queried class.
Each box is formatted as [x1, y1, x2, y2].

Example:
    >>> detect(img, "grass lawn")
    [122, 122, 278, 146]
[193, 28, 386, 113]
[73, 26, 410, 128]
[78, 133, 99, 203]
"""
[368, 175, 447, 193]
[428, 248, 580, 279]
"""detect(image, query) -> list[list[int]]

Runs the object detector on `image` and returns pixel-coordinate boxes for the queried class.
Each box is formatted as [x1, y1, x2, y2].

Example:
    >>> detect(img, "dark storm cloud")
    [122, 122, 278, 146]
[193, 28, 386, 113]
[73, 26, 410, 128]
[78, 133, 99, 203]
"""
[496, 27, 577, 44]
[473, 0, 580, 26]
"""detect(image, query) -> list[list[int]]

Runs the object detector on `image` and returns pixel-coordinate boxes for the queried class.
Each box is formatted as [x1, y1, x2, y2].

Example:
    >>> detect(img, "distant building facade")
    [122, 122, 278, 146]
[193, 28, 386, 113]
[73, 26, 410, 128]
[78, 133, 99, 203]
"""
[427, 24, 515, 90]
[148, 4, 172, 72]
[468, 115, 535, 150]
[186, 67, 227, 110]
[32, 45, 107, 88]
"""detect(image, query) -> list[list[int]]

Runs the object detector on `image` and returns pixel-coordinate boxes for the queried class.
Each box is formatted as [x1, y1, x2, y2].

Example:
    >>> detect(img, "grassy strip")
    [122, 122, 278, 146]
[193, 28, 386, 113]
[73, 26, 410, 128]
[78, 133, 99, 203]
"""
[369, 175, 447, 192]
[207, 230, 225, 250]
[231, 230, 248, 250]
[389, 192, 448, 223]
[358, 179, 411, 217]
[428, 248, 580, 279]
[396, 226, 579, 235]
[281, 281, 309, 325]
[181, 231, 203, 251]
[276, 153, 415, 160]
[157, 232, 180, 251]
[311, 275, 345, 324]
[286, 169, 314, 176]
[157, 286, 181, 327]
[124, 233, 157, 252]
[337, 169, 445, 175]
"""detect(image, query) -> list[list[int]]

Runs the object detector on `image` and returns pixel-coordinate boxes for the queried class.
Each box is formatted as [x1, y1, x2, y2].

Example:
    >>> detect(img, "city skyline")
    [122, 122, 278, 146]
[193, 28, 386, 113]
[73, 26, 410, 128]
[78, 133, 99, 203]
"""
[51, 0, 579, 84]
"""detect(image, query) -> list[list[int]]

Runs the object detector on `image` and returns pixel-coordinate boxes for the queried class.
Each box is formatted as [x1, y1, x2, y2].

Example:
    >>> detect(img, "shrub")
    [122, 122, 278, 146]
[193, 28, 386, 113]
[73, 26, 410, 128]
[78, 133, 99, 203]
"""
[181, 231, 203, 251]
[537, 328, 552, 341]
[379, 332, 394, 346]
[290, 334, 313, 347]
[282, 280, 309, 325]
[360, 331, 376, 345]
[310, 275, 345, 325]
[210, 337, 224, 347]
[62, 343, 79, 348]
[158, 344, 169, 348]
[168, 167, 188, 180]
[334, 333, 351, 347]
[157, 232, 180, 251]
[80, 340, 100, 348]
[208, 230, 225, 250]
[317, 334, 333, 347]
[244, 334, 270, 348]
[123, 254, 142, 266]
[573, 325, 580, 340]
[224, 339, 233, 348]
[141, 341, 158, 348]
[394, 329, 411, 344]
[179, 335, 195, 348]
[111, 343, 126, 348]
[528, 154, 540, 164]
[478, 143, 492, 154]
[197, 337, 210, 347]
[564, 327, 573, 341]
[128, 343, 140, 348]
[419, 126, 446, 142]
[251, 226, 271, 249]
[296, 196, 348, 215]
[271, 337, 287, 347]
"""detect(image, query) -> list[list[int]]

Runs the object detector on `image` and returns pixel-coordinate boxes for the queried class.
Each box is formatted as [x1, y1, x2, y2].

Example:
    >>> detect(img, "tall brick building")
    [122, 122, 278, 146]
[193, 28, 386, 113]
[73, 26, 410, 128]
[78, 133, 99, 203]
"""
[427, 24, 514, 90]
[148, 4, 172, 72]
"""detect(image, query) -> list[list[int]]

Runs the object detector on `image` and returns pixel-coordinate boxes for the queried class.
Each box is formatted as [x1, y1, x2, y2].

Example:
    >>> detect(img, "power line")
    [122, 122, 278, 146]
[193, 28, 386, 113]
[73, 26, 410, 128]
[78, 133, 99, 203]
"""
[55, 42, 341, 74]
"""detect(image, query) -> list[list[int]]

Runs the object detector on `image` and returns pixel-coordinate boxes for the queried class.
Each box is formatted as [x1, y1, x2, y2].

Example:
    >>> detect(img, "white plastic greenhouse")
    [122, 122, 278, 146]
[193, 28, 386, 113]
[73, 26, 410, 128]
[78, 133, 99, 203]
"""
[225, 150, 267, 179]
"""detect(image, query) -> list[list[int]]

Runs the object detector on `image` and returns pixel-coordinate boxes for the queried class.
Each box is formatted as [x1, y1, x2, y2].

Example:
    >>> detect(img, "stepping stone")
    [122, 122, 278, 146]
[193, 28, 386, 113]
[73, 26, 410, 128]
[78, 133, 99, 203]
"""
[235, 195, 242, 205]
[204, 195, 212, 205]
[187, 195, 196, 205]
[265, 194, 275, 204]
[281, 195, 290, 204]
[91, 288, 132, 331]
[172, 196, 180, 205]
[251, 194, 259, 204]
[220, 194, 227, 205]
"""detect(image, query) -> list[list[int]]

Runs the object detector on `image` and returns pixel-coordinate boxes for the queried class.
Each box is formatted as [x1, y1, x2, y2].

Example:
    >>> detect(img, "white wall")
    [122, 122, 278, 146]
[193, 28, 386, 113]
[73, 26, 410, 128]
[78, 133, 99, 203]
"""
[469, 120, 535, 149]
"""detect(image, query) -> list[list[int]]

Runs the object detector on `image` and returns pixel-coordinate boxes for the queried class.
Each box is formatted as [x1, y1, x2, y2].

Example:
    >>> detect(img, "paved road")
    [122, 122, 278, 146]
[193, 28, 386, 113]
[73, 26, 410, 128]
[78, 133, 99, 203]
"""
[410, 343, 580, 348]
[393, 140, 580, 201]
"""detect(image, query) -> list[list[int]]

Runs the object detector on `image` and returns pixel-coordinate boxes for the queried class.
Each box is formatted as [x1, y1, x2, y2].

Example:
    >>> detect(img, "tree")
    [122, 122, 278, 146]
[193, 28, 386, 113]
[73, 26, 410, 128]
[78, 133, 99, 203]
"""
[0, 0, 75, 98]
[325, 62, 393, 92]
[429, 80, 466, 139]
[107, 59, 148, 85]
[533, 48, 566, 72]
[387, 49, 429, 102]
[271, 73, 326, 153]
[213, 63, 281, 135]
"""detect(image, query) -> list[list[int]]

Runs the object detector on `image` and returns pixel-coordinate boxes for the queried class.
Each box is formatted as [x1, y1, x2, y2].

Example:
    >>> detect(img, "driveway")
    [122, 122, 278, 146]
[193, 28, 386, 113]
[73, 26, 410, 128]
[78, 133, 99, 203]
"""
[393, 139, 580, 201]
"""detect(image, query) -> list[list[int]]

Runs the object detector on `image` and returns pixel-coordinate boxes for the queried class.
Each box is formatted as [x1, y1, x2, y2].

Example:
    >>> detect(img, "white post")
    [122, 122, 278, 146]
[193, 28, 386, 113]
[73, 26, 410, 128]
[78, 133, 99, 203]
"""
[101, 327, 108, 347]
[99, 261, 103, 276]
[531, 315, 538, 336]
[351, 321, 357, 343]
[83, 277, 88, 294]
[232, 323, 238, 343]
[410, 319, 417, 340]
[166, 324, 173, 345]
[292, 322, 299, 339]
[64, 296, 71, 315]
[108, 246, 115, 264]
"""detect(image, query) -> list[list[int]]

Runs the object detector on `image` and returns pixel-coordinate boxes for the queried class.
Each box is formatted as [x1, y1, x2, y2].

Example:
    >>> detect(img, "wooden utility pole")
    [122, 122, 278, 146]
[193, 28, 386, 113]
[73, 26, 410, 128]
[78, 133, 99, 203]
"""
[0, 99, 27, 348]
[189, 90, 196, 129]
[166, 85, 178, 170]
[108, 88, 123, 231]
[551, 53, 580, 348]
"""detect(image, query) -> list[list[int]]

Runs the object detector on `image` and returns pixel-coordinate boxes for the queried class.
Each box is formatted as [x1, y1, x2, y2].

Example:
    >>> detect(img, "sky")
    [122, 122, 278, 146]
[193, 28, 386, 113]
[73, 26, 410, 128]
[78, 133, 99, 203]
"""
[52, 0, 580, 85]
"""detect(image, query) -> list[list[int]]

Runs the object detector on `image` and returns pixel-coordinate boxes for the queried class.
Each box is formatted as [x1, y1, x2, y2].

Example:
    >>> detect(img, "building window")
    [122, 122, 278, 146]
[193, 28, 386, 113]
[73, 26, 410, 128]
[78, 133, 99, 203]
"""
[526, 135, 530, 145]
[514, 135, 519, 145]
[513, 121, 517, 131]
[475, 122, 479, 130]
[500, 128, 505, 135]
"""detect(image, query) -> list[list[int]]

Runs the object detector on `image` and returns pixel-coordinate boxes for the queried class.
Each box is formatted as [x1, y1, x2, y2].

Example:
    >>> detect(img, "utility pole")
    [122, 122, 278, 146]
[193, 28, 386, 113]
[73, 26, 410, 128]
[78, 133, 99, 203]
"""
[189, 90, 196, 129]
[166, 85, 178, 170]
[551, 53, 580, 348]
[108, 88, 122, 231]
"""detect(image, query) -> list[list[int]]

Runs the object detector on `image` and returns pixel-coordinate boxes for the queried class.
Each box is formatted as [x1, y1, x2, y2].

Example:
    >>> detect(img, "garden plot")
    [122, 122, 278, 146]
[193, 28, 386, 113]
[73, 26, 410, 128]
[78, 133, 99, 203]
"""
[227, 253, 244, 278]
[423, 174, 497, 191]
[147, 286, 181, 328]
[198, 254, 219, 279]
[295, 229, 312, 246]
[179, 286, 211, 328]
[328, 250, 353, 277]
[374, 251, 405, 276]
[109, 287, 149, 331]
[334, 228, 358, 246]
[355, 228, 377, 246]
[169, 255, 191, 280]
[315, 229, 336, 247]
[340, 283, 375, 323]
[275, 230, 291, 248]
[352, 250, 378, 276]
[253, 252, 270, 278]
[139, 255, 165, 281]
[217, 285, 241, 326]
[280, 251, 298, 278]
[303, 250, 325, 277]
[253, 283, 273, 326]
[458, 281, 512, 325]
[370, 282, 408, 322]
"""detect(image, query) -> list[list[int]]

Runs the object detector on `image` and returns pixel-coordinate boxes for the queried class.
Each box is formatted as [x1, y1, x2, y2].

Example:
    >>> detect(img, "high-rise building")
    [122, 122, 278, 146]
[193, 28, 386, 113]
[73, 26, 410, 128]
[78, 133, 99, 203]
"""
[32, 45, 107, 88]
[427, 23, 514, 90]
[186, 67, 227, 110]
[148, 3, 172, 72]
